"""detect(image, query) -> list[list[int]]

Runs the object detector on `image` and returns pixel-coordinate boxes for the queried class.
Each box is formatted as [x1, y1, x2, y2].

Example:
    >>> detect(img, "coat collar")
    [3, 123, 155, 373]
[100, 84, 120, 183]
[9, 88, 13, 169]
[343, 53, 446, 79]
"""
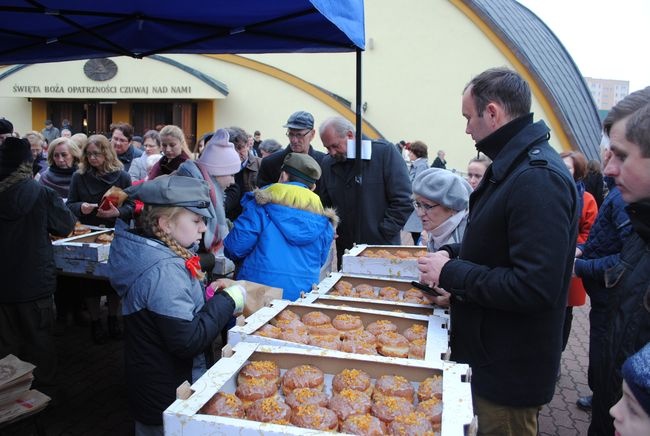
[626, 200, 650, 244]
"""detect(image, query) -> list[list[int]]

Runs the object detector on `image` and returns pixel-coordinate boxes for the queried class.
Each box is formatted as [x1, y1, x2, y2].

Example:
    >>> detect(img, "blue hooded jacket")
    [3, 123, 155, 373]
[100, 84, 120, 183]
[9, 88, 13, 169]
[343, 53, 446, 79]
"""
[224, 182, 337, 301]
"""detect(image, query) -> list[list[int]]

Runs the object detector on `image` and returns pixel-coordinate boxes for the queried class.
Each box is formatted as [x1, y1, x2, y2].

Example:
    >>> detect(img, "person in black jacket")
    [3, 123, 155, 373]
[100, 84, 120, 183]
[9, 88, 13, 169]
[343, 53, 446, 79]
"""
[417, 68, 578, 436]
[0, 136, 77, 395]
[588, 88, 650, 436]
[256, 111, 325, 189]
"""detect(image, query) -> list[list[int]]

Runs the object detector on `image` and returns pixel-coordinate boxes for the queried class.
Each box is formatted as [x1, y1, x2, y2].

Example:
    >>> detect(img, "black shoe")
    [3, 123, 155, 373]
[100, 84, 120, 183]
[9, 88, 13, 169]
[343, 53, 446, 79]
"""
[91, 320, 109, 345]
[577, 395, 592, 411]
[108, 316, 123, 340]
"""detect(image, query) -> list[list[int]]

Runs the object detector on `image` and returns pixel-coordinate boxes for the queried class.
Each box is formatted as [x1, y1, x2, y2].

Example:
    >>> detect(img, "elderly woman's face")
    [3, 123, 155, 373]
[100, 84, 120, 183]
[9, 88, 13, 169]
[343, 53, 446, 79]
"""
[53, 143, 74, 169]
[414, 194, 456, 231]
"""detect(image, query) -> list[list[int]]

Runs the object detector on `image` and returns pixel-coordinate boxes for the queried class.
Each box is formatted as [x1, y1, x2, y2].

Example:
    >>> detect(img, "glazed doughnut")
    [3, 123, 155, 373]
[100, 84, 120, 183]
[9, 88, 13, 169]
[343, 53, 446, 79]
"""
[341, 329, 376, 344]
[308, 334, 341, 350]
[361, 249, 378, 258]
[417, 374, 443, 402]
[389, 411, 434, 435]
[290, 404, 338, 431]
[376, 331, 409, 358]
[235, 377, 278, 407]
[237, 360, 280, 386]
[370, 396, 414, 423]
[301, 311, 331, 326]
[95, 233, 114, 244]
[328, 388, 372, 421]
[332, 368, 372, 395]
[245, 397, 292, 423]
[274, 317, 307, 331]
[281, 364, 325, 395]
[378, 286, 400, 301]
[334, 280, 354, 291]
[271, 308, 300, 325]
[402, 295, 426, 305]
[355, 283, 374, 293]
[341, 413, 387, 436]
[414, 249, 427, 257]
[403, 288, 426, 301]
[357, 286, 378, 299]
[307, 322, 341, 337]
[285, 387, 329, 409]
[416, 397, 443, 425]
[395, 249, 413, 259]
[254, 323, 281, 339]
[279, 328, 310, 344]
[374, 249, 395, 258]
[341, 339, 379, 355]
[403, 324, 427, 342]
[366, 320, 398, 336]
[373, 375, 415, 403]
[332, 314, 364, 332]
[408, 338, 426, 360]
[200, 392, 245, 418]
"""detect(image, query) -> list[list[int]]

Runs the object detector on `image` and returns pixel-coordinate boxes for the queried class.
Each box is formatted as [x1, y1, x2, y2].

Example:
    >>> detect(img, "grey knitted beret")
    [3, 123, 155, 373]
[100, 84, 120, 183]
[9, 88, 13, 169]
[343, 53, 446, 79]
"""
[412, 168, 472, 211]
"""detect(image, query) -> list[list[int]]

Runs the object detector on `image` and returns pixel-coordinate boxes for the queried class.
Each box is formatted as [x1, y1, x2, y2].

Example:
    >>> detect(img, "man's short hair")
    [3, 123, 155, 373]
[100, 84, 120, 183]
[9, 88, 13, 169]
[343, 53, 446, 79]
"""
[259, 139, 282, 154]
[625, 103, 650, 158]
[409, 141, 428, 159]
[465, 67, 531, 120]
[603, 86, 650, 137]
[319, 116, 355, 138]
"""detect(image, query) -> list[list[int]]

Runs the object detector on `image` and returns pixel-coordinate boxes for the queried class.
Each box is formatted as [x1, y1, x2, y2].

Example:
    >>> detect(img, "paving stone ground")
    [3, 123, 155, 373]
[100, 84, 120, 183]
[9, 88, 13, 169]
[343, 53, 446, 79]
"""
[1, 300, 593, 436]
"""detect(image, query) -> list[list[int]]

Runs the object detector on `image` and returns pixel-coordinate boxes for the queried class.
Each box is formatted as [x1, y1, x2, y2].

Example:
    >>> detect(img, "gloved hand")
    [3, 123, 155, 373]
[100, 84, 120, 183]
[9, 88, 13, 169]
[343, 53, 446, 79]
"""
[223, 284, 246, 315]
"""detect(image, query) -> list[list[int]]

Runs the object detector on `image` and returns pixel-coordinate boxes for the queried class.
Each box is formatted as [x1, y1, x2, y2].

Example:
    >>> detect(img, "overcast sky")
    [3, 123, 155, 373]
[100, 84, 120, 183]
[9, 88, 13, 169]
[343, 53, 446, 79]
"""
[517, 0, 650, 92]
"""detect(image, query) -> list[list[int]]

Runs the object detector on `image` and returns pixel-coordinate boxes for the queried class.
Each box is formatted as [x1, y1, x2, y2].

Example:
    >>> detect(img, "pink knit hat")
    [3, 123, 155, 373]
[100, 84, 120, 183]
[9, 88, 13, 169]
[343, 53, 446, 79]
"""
[197, 128, 241, 176]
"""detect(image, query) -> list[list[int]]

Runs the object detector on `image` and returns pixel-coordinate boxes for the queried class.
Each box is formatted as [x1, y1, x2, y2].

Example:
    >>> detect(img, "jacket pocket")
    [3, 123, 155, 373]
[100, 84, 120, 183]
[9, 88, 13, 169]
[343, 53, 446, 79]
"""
[604, 262, 627, 288]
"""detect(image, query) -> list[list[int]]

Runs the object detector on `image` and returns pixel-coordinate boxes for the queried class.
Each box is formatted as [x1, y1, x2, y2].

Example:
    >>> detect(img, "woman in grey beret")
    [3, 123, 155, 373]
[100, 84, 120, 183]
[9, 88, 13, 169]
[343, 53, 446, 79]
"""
[412, 168, 472, 252]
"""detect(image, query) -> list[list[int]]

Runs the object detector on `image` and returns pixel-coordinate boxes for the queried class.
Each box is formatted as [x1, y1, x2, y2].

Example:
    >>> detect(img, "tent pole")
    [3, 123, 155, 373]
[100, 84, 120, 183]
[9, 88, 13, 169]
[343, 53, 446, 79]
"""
[354, 48, 363, 246]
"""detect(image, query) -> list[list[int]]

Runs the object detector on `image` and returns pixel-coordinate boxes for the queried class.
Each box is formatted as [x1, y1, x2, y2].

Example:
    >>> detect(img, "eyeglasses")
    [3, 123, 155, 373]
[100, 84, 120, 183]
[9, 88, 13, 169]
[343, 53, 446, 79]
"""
[85, 151, 104, 158]
[413, 201, 440, 212]
[286, 130, 312, 139]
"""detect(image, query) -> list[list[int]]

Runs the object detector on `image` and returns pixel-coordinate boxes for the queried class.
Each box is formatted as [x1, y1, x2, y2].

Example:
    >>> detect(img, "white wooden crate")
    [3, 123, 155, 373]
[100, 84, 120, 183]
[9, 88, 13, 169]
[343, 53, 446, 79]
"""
[341, 244, 426, 280]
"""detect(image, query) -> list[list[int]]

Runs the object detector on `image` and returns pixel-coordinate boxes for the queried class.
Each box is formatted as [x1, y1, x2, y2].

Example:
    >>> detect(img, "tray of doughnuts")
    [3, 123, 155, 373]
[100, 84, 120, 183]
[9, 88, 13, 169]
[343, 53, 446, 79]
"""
[164, 342, 476, 436]
[228, 300, 450, 364]
[341, 244, 428, 280]
[304, 272, 449, 318]
[51, 227, 114, 261]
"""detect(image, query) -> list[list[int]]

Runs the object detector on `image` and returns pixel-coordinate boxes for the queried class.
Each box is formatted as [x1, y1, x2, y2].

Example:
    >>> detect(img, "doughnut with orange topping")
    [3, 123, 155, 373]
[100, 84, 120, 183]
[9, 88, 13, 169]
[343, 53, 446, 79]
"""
[403, 324, 427, 342]
[341, 413, 387, 436]
[271, 308, 300, 325]
[416, 397, 443, 425]
[245, 397, 292, 423]
[328, 389, 372, 421]
[334, 280, 354, 292]
[235, 377, 278, 407]
[341, 329, 377, 344]
[388, 411, 434, 435]
[307, 322, 340, 337]
[366, 319, 398, 336]
[290, 404, 338, 431]
[308, 334, 341, 350]
[395, 249, 413, 259]
[285, 387, 329, 409]
[378, 286, 400, 301]
[254, 323, 281, 339]
[332, 368, 372, 395]
[403, 288, 426, 301]
[373, 375, 415, 403]
[301, 311, 331, 326]
[340, 339, 379, 355]
[332, 314, 364, 332]
[374, 249, 395, 258]
[417, 374, 443, 402]
[370, 395, 414, 423]
[376, 331, 409, 358]
[408, 338, 426, 360]
[279, 328, 310, 344]
[237, 360, 280, 386]
[281, 364, 325, 395]
[200, 392, 245, 418]
[274, 317, 307, 332]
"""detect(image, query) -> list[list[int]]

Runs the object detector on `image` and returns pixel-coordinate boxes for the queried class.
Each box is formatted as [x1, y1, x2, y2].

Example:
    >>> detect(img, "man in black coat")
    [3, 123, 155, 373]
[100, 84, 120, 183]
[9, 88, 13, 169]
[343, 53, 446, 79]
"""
[418, 68, 578, 436]
[0, 136, 77, 395]
[256, 111, 325, 189]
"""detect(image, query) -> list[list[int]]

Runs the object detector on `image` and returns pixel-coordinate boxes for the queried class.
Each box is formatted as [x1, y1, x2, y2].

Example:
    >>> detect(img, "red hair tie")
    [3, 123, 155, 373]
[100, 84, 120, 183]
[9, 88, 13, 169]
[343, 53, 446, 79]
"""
[185, 255, 202, 279]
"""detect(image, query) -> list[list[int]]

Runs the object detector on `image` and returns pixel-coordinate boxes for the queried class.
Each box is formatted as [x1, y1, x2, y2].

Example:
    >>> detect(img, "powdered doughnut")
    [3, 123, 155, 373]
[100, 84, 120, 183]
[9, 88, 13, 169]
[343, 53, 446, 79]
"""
[301, 311, 331, 326]
[308, 334, 341, 350]
[373, 375, 415, 403]
[370, 396, 414, 423]
[254, 323, 281, 339]
[417, 374, 443, 402]
[416, 397, 443, 425]
[281, 365, 325, 395]
[403, 324, 427, 342]
[200, 392, 244, 418]
[377, 331, 409, 358]
[328, 389, 372, 421]
[237, 360, 280, 386]
[332, 314, 364, 332]
[366, 320, 398, 336]
[245, 397, 292, 423]
[408, 338, 426, 360]
[332, 368, 372, 395]
[389, 411, 434, 435]
[290, 404, 338, 431]
[341, 413, 387, 435]
[285, 387, 329, 409]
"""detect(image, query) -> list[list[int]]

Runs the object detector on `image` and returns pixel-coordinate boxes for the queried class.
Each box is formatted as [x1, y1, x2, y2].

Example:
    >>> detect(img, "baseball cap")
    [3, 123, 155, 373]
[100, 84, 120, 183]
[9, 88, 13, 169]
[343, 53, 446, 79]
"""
[282, 152, 321, 184]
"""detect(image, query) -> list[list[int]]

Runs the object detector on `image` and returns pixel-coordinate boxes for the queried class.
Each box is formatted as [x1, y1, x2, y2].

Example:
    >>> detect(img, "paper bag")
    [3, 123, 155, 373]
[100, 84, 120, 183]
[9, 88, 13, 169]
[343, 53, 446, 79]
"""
[236, 280, 282, 317]
[99, 186, 128, 211]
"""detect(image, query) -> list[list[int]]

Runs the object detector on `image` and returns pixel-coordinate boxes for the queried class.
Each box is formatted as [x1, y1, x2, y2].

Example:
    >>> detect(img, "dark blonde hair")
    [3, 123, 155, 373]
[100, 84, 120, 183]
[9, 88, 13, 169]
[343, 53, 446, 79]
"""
[159, 125, 193, 158]
[139, 205, 205, 280]
[47, 137, 82, 167]
[79, 134, 124, 174]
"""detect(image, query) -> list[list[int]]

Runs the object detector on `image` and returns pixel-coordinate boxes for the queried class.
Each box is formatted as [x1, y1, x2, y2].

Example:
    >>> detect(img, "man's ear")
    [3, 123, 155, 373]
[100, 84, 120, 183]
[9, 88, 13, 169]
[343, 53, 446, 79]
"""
[486, 102, 507, 127]
[346, 130, 355, 140]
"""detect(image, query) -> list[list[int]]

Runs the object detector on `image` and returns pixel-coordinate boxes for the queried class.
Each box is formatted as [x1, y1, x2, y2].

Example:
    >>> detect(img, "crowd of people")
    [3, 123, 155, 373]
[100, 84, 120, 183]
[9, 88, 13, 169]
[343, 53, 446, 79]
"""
[0, 66, 648, 436]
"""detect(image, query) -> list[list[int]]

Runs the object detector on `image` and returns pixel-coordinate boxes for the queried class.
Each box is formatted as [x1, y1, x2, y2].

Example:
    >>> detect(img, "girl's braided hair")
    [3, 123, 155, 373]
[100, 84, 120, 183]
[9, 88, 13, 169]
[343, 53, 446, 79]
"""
[140, 205, 205, 280]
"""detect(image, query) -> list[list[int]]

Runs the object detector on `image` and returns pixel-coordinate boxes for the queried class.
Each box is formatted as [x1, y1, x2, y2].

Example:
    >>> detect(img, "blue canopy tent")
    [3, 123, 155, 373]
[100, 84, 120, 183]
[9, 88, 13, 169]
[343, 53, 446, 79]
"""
[0, 0, 369, 246]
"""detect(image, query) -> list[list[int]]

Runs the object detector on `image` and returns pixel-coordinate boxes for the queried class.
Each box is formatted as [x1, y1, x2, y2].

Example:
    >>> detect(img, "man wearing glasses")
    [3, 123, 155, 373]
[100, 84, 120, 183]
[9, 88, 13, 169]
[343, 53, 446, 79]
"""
[256, 111, 325, 189]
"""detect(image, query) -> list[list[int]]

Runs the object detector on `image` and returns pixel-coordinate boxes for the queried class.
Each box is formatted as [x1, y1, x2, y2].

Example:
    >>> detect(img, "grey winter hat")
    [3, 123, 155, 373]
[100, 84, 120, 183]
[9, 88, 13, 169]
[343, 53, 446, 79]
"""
[412, 168, 472, 211]
[126, 175, 214, 218]
[283, 111, 314, 130]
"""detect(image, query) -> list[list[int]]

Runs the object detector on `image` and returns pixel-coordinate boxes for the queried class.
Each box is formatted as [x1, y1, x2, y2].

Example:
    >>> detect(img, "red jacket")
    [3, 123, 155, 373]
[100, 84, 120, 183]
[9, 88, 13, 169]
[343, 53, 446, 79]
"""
[568, 191, 598, 306]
